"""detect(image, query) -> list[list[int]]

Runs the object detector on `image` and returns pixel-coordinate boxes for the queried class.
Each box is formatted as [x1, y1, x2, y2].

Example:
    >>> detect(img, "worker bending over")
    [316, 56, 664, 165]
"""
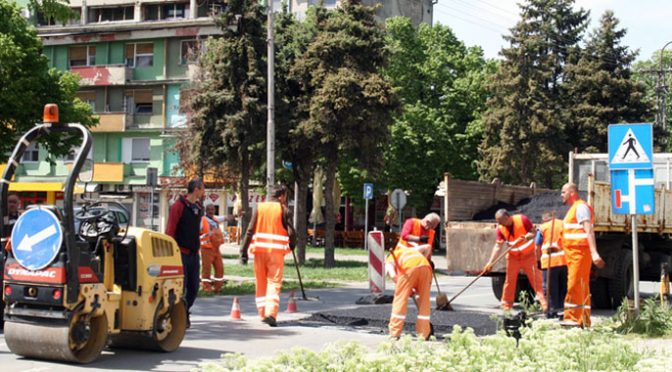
[398, 213, 441, 261]
[386, 228, 433, 340]
[240, 185, 296, 327]
[484, 209, 547, 312]
[561, 183, 605, 327]
[535, 212, 567, 318]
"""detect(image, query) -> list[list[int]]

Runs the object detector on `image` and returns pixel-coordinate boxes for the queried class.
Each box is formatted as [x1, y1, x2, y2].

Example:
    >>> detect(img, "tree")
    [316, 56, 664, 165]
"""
[382, 17, 495, 212]
[179, 0, 266, 232]
[0, 0, 95, 160]
[564, 11, 650, 153]
[633, 50, 672, 150]
[274, 5, 320, 264]
[478, 0, 589, 187]
[291, 0, 397, 267]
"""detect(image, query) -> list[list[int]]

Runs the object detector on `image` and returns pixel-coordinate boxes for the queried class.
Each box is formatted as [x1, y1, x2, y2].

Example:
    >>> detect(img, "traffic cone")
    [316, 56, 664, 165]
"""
[286, 291, 298, 313]
[230, 297, 242, 320]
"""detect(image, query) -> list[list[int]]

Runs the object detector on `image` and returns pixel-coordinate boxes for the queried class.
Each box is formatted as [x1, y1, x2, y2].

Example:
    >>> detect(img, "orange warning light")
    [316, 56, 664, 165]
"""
[43, 103, 59, 123]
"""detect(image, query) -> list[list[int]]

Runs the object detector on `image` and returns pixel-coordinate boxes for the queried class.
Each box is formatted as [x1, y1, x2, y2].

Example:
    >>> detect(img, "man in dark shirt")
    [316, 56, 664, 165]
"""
[166, 179, 205, 326]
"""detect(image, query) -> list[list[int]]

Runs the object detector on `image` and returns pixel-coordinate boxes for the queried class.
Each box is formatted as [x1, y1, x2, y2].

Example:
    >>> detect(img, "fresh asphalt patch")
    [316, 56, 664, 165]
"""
[284, 304, 498, 339]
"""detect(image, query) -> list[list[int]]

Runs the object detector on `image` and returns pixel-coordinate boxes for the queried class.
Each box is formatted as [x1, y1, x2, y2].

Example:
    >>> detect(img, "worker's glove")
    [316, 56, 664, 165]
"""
[430, 260, 435, 271]
[240, 254, 248, 265]
[419, 235, 429, 244]
[290, 243, 296, 251]
[482, 262, 493, 274]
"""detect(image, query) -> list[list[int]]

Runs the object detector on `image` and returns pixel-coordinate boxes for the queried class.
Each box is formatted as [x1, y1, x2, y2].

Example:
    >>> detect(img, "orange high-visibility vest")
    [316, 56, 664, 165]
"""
[385, 245, 430, 279]
[396, 218, 435, 257]
[563, 199, 594, 250]
[200, 216, 223, 250]
[539, 218, 567, 269]
[249, 202, 290, 255]
[200, 216, 213, 249]
[499, 214, 534, 256]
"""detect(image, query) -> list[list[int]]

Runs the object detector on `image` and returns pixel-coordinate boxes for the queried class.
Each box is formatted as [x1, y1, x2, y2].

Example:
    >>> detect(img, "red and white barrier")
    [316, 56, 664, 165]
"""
[368, 230, 386, 294]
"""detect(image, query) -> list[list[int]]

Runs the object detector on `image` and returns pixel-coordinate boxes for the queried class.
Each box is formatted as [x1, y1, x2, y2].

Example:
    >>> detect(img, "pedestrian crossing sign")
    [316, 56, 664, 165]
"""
[608, 123, 653, 170]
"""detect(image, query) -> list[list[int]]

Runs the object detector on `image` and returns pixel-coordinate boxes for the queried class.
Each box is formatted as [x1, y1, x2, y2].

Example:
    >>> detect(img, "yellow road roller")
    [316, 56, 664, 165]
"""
[0, 105, 187, 363]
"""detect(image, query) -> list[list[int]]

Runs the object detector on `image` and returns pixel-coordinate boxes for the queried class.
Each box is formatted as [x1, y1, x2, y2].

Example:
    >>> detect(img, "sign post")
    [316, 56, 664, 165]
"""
[147, 167, 158, 231]
[367, 230, 385, 295]
[608, 123, 654, 315]
[391, 189, 407, 232]
[363, 183, 374, 250]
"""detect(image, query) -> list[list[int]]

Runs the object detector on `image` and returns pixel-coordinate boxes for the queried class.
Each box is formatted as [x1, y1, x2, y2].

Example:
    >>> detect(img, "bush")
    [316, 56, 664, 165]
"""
[601, 298, 672, 337]
[200, 321, 670, 371]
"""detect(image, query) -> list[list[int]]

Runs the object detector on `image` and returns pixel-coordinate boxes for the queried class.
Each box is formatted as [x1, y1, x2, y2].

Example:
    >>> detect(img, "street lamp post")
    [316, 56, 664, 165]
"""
[267, 0, 275, 195]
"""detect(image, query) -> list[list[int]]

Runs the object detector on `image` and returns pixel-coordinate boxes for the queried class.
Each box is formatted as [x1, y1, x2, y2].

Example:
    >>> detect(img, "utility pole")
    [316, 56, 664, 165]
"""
[642, 42, 672, 150]
[266, 0, 275, 196]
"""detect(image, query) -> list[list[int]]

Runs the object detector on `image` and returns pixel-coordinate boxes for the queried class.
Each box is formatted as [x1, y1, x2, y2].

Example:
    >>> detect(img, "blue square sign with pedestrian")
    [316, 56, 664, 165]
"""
[608, 123, 653, 170]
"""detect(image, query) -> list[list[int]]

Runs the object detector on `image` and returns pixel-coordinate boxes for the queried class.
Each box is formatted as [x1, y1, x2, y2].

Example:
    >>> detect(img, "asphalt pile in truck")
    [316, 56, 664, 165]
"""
[473, 191, 570, 223]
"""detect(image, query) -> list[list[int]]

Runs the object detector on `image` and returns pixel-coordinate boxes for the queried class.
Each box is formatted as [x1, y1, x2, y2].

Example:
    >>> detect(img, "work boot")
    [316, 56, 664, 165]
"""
[262, 316, 277, 327]
[186, 312, 191, 329]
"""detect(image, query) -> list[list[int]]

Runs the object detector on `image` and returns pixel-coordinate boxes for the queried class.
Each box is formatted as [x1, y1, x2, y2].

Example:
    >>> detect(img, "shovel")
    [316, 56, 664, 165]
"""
[291, 249, 320, 301]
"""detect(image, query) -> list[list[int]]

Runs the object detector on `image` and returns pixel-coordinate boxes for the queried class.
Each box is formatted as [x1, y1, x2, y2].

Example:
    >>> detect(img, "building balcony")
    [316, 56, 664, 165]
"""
[93, 113, 126, 132]
[92, 163, 125, 183]
[125, 113, 163, 130]
[71, 65, 131, 86]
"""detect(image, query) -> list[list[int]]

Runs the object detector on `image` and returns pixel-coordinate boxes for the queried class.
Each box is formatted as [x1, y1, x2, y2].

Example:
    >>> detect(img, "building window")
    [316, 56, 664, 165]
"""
[76, 91, 96, 112]
[88, 6, 134, 23]
[69, 46, 96, 67]
[180, 40, 199, 65]
[131, 138, 151, 162]
[126, 90, 154, 114]
[37, 8, 81, 26]
[63, 145, 93, 162]
[164, 3, 186, 18]
[125, 43, 154, 68]
[22, 143, 39, 163]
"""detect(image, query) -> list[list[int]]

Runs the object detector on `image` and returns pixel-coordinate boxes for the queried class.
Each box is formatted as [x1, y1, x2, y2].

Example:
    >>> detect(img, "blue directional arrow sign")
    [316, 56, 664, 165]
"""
[611, 169, 655, 215]
[363, 183, 374, 200]
[608, 123, 653, 170]
[11, 208, 63, 270]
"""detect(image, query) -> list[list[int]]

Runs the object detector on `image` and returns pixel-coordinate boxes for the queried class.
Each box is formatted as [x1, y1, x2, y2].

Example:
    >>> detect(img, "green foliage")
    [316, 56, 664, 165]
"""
[601, 298, 672, 338]
[478, 0, 589, 188]
[28, 0, 78, 24]
[290, 0, 397, 267]
[0, 0, 95, 161]
[381, 17, 494, 211]
[563, 10, 650, 153]
[203, 322, 664, 371]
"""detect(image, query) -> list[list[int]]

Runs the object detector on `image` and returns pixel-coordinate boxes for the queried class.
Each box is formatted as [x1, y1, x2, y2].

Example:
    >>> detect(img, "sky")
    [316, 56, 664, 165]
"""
[432, 0, 672, 62]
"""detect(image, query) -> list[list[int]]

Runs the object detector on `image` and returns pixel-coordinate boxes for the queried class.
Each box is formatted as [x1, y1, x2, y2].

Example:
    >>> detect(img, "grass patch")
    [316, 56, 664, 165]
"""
[198, 279, 339, 297]
[305, 246, 367, 256]
[223, 258, 368, 282]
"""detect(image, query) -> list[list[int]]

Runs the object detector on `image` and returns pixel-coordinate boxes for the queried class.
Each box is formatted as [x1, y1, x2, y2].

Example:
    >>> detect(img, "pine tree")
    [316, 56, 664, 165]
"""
[178, 0, 266, 231]
[564, 11, 650, 153]
[291, 0, 397, 268]
[478, 0, 588, 187]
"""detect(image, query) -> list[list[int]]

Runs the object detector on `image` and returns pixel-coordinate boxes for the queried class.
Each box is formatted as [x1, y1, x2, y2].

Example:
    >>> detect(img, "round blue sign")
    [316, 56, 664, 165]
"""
[11, 208, 63, 271]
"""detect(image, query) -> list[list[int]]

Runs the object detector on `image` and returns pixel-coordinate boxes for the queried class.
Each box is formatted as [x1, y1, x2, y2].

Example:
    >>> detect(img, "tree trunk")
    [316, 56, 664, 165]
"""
[240, 149, 251, 235]
[295, 175, 309, 264]
[323, 155, 337, 268]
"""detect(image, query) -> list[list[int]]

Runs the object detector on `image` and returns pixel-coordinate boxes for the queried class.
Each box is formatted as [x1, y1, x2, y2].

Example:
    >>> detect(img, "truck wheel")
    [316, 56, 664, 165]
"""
[491, 275, 505, 301]
[608, 250, 633, 309]
[491, 275, 535, 303]
[590, 277, 612, 309]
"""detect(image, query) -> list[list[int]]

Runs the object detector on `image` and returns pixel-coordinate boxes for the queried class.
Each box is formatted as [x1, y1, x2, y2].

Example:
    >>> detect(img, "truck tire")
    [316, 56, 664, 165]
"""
[608, 250, 633, 309]
[590, 277, 611, 309]
[491, 275, 505, 301]
[491, 274, 535, 303]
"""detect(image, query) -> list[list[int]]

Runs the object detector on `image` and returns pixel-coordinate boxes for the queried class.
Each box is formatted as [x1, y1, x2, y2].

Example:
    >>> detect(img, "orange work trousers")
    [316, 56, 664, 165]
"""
[253, 252, 285, 319]
[501, 252, 547, 311]
[389, 265, 432, 339]
[563, 247, 592, 327]
[201, 248, 225, 292]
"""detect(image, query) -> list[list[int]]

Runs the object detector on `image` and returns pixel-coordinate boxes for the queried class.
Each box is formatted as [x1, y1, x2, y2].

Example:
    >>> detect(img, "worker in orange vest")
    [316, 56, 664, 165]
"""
[535, 212, 567, 318]
[200, 204, 225, 293]
[397, 213, 440, 262]
[561, 183, 605, 327]
[484, 209, 547, 312]
[240, 185, 295, 327]
[386, 234, 433, 340]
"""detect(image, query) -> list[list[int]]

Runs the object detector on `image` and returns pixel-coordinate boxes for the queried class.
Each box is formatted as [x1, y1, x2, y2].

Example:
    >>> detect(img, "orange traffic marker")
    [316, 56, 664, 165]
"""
[230, 297, 242, 320]
[286, 291, 297, 313]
